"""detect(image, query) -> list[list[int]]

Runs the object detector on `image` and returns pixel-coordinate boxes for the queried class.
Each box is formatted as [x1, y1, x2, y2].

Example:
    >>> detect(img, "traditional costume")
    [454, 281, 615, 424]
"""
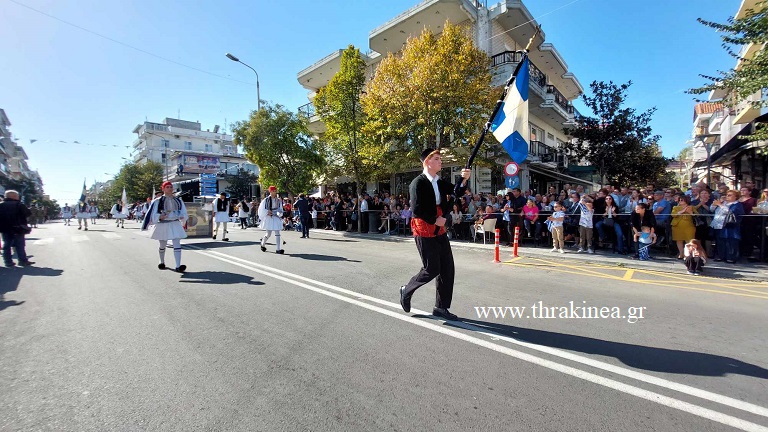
[142, 182, 188, 272]
[258, 186, 284, 254]
[212, 193, 230, 241]
[110, 202, 127, 228]
[61, 204, 72, 226]
[399, 148, 469, 321]
[88, 203, 98, 224]
[75, 202, 89, 230]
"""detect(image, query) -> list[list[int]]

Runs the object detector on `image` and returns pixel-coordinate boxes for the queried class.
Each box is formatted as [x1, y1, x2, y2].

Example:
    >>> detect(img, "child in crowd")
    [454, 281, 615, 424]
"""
[683, 239, 707, 275]
[634, 225, 656, 261]
[547, 201, 566, 253]
[578, 197, 594, 254]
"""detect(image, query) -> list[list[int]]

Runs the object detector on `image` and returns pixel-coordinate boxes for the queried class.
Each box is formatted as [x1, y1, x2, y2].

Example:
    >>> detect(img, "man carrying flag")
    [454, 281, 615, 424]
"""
[75, 180, 90, 231]
[399, 149, 470, 321]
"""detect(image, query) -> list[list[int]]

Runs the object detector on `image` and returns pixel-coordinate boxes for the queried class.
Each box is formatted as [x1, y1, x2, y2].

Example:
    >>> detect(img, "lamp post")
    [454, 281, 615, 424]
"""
[226, 53, 260, 111]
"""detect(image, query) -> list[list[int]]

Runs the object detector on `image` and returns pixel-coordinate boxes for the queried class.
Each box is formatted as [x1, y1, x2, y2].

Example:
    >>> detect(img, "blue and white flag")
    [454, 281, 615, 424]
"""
[78, 179, 87, 205]
[490, 57, 529, 164]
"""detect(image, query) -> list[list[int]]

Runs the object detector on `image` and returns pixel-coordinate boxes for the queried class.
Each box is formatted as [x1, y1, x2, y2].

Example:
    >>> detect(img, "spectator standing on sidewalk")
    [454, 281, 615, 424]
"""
[577, 197, 594, 254]
[671, 195, 696, 259]
[294, 193, 312, 238]
[0, 190, 33, 267]
[547, 201, 566, 253]
[710, 190, 745, 263]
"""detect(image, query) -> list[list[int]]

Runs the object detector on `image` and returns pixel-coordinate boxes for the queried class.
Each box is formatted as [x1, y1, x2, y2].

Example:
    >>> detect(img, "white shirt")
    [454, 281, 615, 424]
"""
[423, 168, 441, 205]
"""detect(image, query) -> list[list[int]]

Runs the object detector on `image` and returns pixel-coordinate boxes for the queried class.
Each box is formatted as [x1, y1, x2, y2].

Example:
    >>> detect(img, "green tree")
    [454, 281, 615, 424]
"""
[688, 2, 767, 141]
[314, 45, 384, 196]
[362, 21, 494, 169]
[0, 177, 42, 204]
[563, 80, 669, 187]
[233, 103, 324, 195]
[224, 168, 258, 200]
[100, 161, 163, 207]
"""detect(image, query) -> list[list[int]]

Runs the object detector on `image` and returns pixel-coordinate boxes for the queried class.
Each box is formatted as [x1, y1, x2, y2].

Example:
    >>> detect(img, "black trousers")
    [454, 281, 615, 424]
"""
[404, 234, 455, 309]
[300, 214, 311, 237]
[684, 256, 704, 273]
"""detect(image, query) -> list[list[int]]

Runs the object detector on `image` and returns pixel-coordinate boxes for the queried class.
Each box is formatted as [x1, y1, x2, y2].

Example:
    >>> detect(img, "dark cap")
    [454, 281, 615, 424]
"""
[420, 148, 439, 163]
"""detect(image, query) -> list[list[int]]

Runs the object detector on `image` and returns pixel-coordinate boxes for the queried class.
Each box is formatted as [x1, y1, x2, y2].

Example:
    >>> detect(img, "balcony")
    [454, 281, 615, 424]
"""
[708, 109, 726, 134]
[733, 91, 763, 124]
[298, 102, 326, 134]
[542, 84, 571, 120]
[528, 140, 554, 158]
[490, 51, 547, 90]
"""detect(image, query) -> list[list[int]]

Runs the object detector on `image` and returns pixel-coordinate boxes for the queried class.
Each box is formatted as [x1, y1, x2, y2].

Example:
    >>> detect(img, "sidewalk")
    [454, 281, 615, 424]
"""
[308, 228, 768, 283]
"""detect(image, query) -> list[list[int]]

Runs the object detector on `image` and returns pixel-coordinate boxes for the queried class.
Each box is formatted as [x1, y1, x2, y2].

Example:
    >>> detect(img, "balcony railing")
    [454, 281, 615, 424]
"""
[298, 102, 316, 119]
[528, 140, 555, 157]
[490, 51, 547, 88]
[546, 85, 569, 111]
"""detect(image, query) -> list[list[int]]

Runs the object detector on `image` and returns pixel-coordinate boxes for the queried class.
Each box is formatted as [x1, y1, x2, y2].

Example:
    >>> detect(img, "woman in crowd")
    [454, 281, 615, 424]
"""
[710, 190, 745, 263]
[522, 198, 541, 239]
[449, 203, 464, 240]
[595, 195, 625, 254]
[738, 186, 757, 259]
[670, 195, 696, 259]
[377, 204, 391, 234]
[631, 203, 656, 258]
[692, 189, 714, 257]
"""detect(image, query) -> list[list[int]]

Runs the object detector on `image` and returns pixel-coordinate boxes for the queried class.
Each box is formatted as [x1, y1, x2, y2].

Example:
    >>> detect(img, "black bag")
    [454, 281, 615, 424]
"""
[603, 217, 615, 228]
[724, 211, 737, 227]
[12, 224, 32, 235]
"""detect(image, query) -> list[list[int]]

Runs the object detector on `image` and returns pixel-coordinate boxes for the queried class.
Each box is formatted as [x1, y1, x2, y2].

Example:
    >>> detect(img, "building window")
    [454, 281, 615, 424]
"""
[530, 124, 543, 142]
[205, 144, 213, 152]
[185, 141, 192, 150]
[161, 153, 166, 163]
[162, 139, 169, 148]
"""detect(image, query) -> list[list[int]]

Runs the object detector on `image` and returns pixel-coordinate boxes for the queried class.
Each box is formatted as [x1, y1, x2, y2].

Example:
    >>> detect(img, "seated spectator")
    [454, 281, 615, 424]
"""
[684, 239, 707, 275]
[522, 198, 541, 239]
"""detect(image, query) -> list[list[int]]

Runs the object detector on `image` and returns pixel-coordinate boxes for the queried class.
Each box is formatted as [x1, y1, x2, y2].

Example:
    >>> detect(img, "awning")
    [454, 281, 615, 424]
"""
[527, 163, 599, 187]
[694, 113, 767, 168]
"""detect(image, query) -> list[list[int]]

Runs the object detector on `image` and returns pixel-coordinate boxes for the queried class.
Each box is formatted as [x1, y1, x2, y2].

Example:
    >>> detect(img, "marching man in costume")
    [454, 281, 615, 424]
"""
[89, 201, 98, 224]
[75, 201, 90, 230]
[110, 199, 127, 228]
[212, 192, 230, 241]
[258, 186, 284, 254]
[142, 181, 188, 273]
[399, 148, 470, 321]
[61, 203, 72, 226]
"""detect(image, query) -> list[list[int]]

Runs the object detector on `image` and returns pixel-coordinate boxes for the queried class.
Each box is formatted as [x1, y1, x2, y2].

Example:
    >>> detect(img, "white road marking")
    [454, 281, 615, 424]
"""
[33, 238, 54, 245]
[102, 232, 121, 240]
[188, 246, 768, 432]
[70, 235, 90, 242]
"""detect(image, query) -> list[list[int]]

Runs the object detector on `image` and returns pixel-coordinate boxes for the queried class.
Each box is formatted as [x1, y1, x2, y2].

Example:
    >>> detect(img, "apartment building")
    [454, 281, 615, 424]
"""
[0, 109, 43, 199]
[297, 0, 591, 195]
[132, 118, 259, 198]
[691, 0, 767, 189]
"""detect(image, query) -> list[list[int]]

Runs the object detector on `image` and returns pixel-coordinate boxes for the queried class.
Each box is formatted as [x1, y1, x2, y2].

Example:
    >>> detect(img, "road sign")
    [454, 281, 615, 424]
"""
[504, 162, 519, 177]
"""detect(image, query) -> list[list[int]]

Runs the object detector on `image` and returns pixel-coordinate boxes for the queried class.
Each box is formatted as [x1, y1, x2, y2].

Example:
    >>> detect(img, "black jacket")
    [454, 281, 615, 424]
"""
[409, 173, 467, 225]
[631, 211, 657, 232]
[0, 199, 31, 234]
[294, 198, 310, 216]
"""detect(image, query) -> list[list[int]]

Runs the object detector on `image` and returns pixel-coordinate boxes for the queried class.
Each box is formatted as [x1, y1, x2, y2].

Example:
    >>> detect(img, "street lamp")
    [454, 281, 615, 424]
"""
[226, 53, 261, 112]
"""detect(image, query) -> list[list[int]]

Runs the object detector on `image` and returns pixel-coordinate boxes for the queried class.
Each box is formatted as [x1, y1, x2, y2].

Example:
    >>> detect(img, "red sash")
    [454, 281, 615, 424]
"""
[411, 206, 446, 238]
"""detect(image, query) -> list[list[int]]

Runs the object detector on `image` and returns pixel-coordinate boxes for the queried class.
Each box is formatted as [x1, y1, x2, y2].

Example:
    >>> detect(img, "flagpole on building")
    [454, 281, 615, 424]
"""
[466, 27, 541, 169]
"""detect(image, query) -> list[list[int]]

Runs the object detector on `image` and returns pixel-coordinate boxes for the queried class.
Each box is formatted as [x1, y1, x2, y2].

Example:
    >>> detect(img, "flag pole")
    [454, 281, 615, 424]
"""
[466, 27, 541, 169]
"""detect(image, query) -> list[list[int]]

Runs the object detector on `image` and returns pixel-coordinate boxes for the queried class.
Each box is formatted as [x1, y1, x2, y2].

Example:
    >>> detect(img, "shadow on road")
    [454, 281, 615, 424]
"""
[308, 237, 360, 243]
[285, 253, 361, 262]
[454, 318, 768, 379]
[0, 266, 64, 313]
[188, 241, 261, 250]
[179, 271, 265, 286]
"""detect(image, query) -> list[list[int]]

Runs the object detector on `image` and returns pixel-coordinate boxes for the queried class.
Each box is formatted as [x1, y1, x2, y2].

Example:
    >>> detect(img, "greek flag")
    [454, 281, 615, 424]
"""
[78, 179, 87, 205]
[490, 57, 529, 164]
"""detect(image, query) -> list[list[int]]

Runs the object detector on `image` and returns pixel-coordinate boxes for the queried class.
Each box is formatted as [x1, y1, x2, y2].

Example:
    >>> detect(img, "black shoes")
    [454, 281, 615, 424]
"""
[260, 245, 266, 252]
[433, 308, 458, 321]
[212, 233, 217, 240]
[175, 265, 186, 273]
[19, 261, 34, 266]
[276, 249, 284, 254]
[158, 263, 166, 270]
[222, 238, 229, 242]
[399, 286, 411, 313]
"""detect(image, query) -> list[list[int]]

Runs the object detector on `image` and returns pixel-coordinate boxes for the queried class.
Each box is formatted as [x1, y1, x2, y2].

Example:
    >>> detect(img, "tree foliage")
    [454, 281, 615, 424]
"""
[0, 176, 41, 205]
[100, 161, 163, 208]
[563, 81, 669, 187]
[314, 45, 385, 192]
[233, 103, 324, 196]
[362, 21, 494, 169]
[688, 1, 767, 141]
[224, 168, 258, 200]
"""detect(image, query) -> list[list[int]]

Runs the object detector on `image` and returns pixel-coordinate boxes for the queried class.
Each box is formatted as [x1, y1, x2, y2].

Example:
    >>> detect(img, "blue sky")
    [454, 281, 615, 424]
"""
[1, 0, 737, 204]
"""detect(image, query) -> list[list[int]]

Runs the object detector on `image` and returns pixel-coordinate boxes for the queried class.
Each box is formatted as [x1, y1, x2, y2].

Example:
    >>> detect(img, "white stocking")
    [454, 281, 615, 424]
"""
[172, 238, 182, 268]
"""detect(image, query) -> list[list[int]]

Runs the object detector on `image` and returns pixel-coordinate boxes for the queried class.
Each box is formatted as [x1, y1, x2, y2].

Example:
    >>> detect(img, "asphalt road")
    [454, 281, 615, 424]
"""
[1, 220, 767, 431]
